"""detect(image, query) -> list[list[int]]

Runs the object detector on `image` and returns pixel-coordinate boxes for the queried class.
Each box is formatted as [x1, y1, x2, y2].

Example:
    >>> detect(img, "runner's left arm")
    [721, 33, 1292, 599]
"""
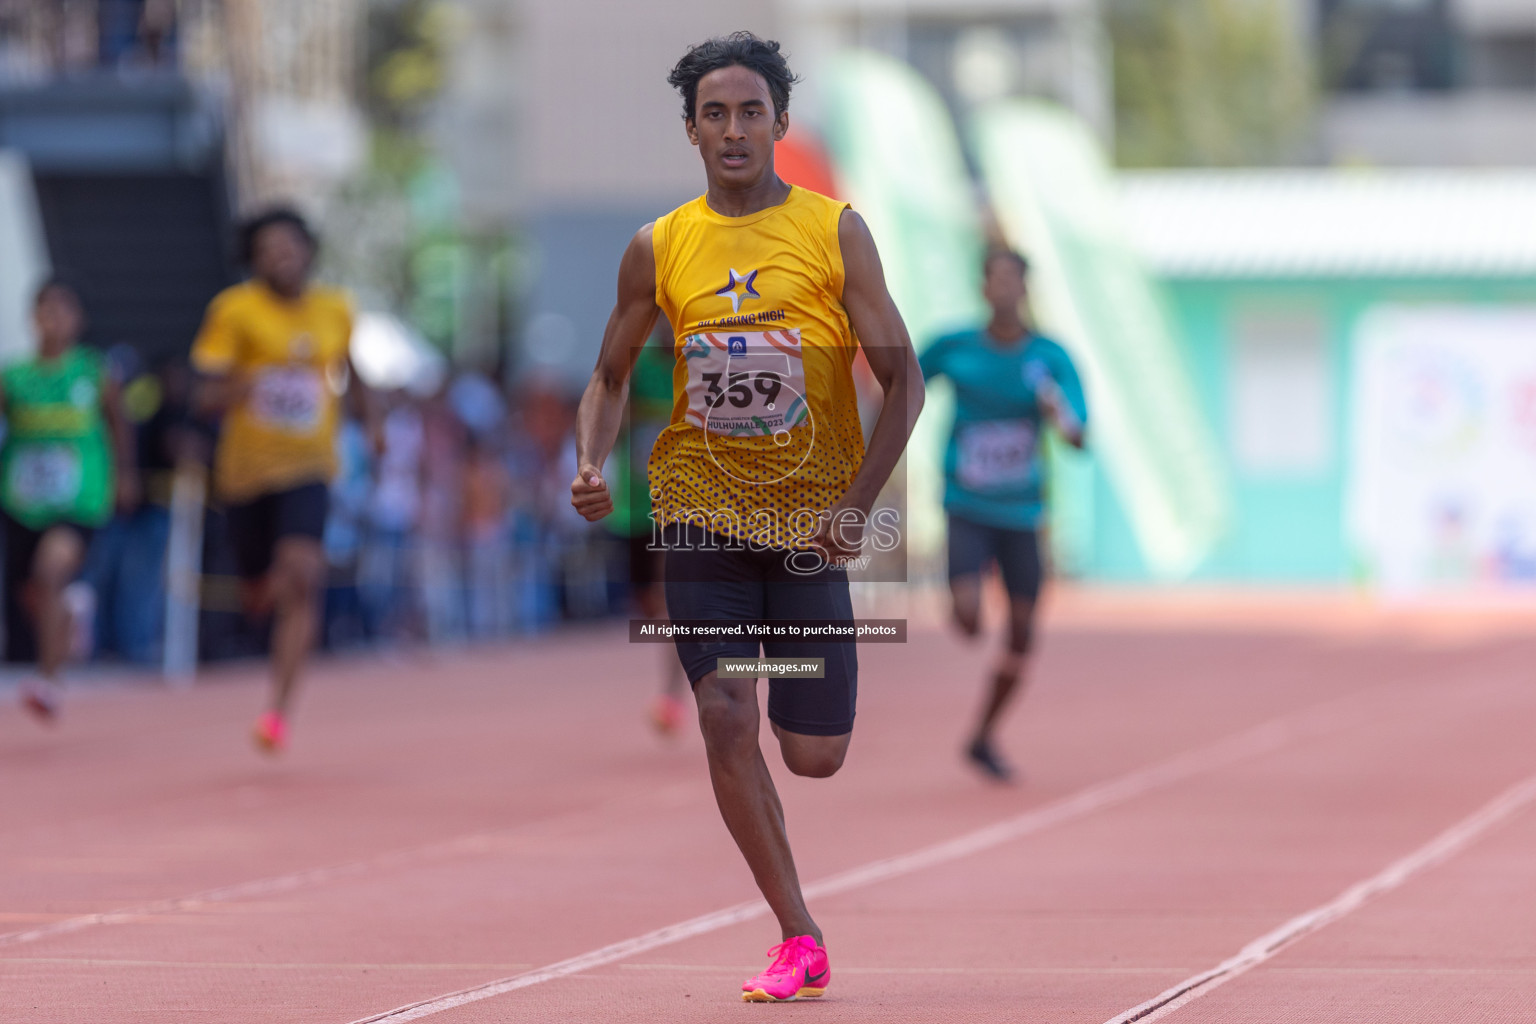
[1037, 347, 1087, 450]
[825, 209, 925, 556]
[101, 372, 141, 511]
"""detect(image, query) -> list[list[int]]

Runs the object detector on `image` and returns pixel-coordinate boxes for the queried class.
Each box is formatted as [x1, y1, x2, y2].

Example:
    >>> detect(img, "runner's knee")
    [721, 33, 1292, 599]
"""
[1006, 600, 1035, 654]
[780, 732, 849, 778]
[695, 681, 759, 755]
[32, 531, 83, 589]
[950, 579, 982, 637]
[273, 541, 324, 603]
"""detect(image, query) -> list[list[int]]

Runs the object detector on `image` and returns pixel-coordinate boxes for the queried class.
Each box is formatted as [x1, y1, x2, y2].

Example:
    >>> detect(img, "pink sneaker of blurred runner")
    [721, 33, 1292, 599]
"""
[741, 935, 830, 1002]
[252, 710, 288, 754]
[19, 677, 60, 723]
[650, 692, 686, 735]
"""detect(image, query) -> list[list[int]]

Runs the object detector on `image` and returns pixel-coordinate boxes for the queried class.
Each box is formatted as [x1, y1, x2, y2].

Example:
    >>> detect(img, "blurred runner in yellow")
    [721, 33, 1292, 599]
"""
[192, 208, 363, 754]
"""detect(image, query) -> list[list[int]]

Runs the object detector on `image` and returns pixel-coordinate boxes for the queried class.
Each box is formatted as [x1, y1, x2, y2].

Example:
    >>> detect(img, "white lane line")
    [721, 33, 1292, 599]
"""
[347, 713, 1326, 1023]
[1101, 770, 1536, 1024]
[0, 833, 514, 950]
[3, 958, 536, 971]
[0, 784, 692, 951]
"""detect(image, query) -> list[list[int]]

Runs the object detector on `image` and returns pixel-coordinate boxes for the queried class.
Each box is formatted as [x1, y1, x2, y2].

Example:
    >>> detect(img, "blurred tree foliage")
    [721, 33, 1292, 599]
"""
[323, 0, 457, 332]
[1107, 0, 1315, 167]
[364, 0, 452, 135]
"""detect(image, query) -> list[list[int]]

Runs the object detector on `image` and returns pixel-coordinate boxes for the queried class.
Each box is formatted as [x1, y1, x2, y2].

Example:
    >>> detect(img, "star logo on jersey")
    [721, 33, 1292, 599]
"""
[715, 268, 759, 314]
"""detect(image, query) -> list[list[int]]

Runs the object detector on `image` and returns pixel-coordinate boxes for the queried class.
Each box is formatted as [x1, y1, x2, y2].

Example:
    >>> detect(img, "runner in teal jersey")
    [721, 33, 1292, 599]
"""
[919, 250, 1086, 781]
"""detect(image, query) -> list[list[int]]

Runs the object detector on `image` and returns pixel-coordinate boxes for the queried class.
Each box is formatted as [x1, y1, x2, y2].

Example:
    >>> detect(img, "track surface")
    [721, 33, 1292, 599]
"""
[3, 591, 1535, 1022]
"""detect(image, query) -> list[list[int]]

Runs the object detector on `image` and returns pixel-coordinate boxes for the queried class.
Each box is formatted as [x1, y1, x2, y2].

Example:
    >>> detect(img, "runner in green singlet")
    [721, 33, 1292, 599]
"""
[3, 279, 138, 721]
[602, 326, 687, 734]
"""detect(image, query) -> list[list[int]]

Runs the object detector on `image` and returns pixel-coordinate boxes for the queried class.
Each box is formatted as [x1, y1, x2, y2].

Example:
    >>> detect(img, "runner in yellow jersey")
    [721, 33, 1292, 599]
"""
[572, 33, 923, 1003]
[191, 209, 365, 754]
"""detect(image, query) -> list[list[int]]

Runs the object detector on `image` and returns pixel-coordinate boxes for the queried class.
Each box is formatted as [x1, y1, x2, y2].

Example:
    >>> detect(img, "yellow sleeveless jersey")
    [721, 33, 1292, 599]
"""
[190, 281, 352, 502]
[648, 186, 864, 550]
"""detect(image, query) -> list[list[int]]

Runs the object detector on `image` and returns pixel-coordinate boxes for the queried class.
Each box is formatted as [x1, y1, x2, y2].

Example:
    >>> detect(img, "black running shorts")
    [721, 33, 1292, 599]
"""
[224, 481, 330, 581]
[946, 513, 1044, 602]
[662, 522, 856, 737]
[2, 513, 95, 662]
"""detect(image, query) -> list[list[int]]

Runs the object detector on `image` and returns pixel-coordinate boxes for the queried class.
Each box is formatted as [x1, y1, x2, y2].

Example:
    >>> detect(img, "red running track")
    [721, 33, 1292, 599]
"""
[3, 595, 1536, 1022]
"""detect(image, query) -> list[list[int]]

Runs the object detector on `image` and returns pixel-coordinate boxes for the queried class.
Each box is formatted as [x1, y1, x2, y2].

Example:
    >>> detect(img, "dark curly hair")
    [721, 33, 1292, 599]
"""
[34, 274, 84, 309]
[667, 32, 798, 122]
[983, 248, 1030, 277]
[238, 206, 317, 267]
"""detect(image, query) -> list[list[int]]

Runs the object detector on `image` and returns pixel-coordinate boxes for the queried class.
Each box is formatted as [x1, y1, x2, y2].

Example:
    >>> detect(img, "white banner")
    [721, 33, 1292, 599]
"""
[1347, 305, 1536, 594]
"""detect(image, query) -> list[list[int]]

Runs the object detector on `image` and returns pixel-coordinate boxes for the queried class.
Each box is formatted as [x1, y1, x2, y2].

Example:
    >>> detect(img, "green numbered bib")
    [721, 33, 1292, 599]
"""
[0, 348, 113, 528]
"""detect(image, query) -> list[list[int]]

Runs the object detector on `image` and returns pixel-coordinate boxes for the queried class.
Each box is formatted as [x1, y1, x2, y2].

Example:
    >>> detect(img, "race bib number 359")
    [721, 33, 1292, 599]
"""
[956, 419, 1036, 490]
[251, 367, 325, 433]
[682, 330, 809, 438]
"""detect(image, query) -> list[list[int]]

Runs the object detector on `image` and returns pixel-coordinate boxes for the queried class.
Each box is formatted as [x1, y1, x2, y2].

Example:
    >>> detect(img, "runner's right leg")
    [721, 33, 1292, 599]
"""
[949, 573, 982, 638]
[268, 535, 325, 717]
[694, 669, 821, 943]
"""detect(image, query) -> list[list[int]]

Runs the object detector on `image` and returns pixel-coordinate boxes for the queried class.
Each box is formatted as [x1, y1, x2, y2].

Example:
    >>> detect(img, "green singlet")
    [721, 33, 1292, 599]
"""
[606, 335, 677, 539]
[0, 348, 113, 530]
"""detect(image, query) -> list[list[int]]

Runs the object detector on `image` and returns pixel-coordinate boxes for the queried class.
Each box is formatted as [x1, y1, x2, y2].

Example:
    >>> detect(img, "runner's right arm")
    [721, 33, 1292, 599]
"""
[192, 373, 252, 417]
[572, 224, 661, 522]
[189, 292, 250, 417]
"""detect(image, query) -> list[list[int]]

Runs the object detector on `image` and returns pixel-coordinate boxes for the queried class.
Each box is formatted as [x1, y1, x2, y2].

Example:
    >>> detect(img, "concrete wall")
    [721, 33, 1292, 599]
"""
[1324, 93, 1536, 167]
[512, 0, 783, 385]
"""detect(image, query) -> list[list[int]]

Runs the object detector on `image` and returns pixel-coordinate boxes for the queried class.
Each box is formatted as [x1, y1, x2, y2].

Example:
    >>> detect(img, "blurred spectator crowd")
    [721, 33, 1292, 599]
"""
[59, 351, 628, 668]
[308, 368, 614, 654]
[0, 0, 180, 80]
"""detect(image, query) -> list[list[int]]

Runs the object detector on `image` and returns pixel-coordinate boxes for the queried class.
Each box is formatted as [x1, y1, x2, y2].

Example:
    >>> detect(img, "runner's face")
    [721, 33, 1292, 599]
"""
[252, 222, 314, 297]
[982, 260, 1027, 319]
[33, 289, 83, 355]
[687, 66, 787, 187]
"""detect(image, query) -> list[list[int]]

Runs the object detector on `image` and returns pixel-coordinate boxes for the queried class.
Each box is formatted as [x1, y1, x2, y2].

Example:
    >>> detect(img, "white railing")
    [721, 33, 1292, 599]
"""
[0, 149, 48, 364]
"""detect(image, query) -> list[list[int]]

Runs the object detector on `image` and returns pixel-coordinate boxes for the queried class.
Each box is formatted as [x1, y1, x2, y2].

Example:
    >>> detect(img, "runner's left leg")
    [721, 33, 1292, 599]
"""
[949, 573, 983, 639]
[269, 535, 324, 715]
[772, 725, 851, 779]
[971, 594, 1034, 745]
[31, 526, 87, 682]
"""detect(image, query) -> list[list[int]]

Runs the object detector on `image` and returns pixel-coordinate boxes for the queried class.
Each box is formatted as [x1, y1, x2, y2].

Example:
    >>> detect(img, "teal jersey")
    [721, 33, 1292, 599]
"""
[919, 329, 1087, 531]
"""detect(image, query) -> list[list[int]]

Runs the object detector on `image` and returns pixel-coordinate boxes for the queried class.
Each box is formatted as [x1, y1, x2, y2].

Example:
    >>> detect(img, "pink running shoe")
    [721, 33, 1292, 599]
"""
[650, 692, 685, 735]
[252, 710, 288, 754]
[19, 677, 60, 723]
[741, 935, 830, 1002]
